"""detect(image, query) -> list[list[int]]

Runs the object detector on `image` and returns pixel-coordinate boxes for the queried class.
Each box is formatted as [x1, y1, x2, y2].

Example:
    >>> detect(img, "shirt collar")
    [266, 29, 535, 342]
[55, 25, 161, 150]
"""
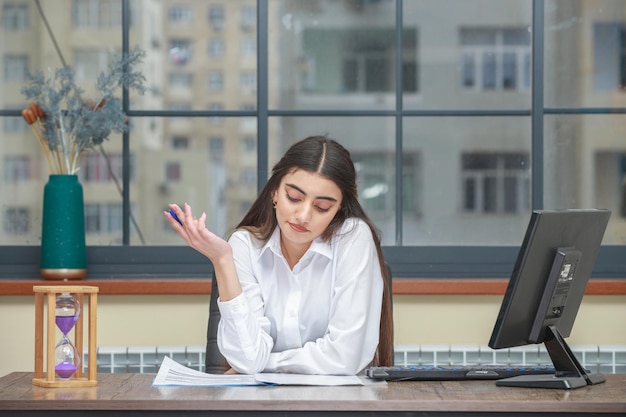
[259, 226, 333, 261]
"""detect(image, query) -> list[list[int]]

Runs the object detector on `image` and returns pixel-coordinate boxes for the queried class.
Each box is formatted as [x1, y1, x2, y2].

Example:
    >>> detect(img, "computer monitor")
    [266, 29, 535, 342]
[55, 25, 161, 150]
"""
[488, 209, 611, 389]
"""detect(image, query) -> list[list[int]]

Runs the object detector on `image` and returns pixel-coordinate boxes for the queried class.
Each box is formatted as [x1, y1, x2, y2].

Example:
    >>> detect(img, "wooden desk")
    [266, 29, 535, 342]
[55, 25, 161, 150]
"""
[0, 372, 625, 416]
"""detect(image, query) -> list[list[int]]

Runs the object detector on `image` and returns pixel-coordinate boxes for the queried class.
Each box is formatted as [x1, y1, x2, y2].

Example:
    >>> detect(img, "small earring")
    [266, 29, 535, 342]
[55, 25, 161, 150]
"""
[273, 201, 277, 209]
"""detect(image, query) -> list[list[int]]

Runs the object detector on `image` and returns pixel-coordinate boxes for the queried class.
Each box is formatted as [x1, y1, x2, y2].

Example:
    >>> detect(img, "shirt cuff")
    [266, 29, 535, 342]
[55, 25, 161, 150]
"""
[217, 292, 250, 320]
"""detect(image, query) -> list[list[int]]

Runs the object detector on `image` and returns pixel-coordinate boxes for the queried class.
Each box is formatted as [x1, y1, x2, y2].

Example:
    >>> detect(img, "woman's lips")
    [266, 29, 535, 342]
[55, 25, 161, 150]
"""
[289, 222, 309, 233]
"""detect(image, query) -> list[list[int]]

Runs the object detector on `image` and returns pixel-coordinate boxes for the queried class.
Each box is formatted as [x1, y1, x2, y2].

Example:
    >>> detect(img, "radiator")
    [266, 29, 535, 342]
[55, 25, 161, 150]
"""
[87, 344, 626, 374]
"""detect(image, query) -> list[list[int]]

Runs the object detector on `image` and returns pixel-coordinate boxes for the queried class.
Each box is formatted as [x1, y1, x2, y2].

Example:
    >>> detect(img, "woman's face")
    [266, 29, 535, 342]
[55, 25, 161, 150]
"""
[273, 168, 343, 249]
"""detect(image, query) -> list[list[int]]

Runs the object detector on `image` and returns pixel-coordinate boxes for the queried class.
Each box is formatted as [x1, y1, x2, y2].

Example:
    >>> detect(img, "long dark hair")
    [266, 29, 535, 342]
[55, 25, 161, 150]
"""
[235, 135, 393, 367]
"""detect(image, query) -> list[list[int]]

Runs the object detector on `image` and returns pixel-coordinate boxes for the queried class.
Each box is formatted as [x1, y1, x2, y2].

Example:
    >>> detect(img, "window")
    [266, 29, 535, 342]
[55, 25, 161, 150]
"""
[171, 136, 190, 149]
[78, 152, 128, 183]
[209, 39, 225, 58]
[168, 6, 192, 23]
[169, 40, 192, 65]
[208, 71, 224, 91]
[462, 153, 530, 214]
[241, 6, 256, 31]
[72, 0, 125, 29]
[85, 203, 123, 234]
[240, 71, 256, 91]
[208, 103, 224, 123]
[460, 28, 531, 91]
[209, 137, 224, 158]
[302, 28, 418, 93]
[3, 156, 30, 182]
[168, 72, 193, 88]
[165, 162, 181, 182]
[0, 2, 623, 281]
[353, 153, 419, 216]
[3, 116, 29, 133]
[209, 6, 224, 31]
[593, 22, 626, 90]
[74, 49, 115, 81]
[3, 207, 29, 235]
[2, 3, 29, 30]
[240, 137, 256, 153]
[3, 55, 28, 81]
[241, 38, 256, 57]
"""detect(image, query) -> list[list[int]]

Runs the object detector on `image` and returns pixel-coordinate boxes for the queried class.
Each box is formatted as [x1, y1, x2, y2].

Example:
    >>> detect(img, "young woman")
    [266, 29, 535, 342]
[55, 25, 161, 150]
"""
[165, 135, 393, 375]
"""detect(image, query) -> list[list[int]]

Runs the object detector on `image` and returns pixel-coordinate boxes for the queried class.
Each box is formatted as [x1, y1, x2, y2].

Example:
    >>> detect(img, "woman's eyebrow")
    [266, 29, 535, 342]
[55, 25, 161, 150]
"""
[285, 183, 338, 202]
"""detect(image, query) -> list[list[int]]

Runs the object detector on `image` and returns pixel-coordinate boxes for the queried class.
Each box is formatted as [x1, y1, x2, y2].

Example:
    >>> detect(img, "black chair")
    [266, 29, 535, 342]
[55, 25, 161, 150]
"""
[204, 265, 394, 373]
[205, 271, 228, 374]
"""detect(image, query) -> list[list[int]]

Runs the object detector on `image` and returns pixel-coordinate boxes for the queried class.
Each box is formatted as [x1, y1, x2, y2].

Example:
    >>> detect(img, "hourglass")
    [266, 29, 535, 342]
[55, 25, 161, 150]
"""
[33, 285, 98, 388]
[54, 292, 81, 379]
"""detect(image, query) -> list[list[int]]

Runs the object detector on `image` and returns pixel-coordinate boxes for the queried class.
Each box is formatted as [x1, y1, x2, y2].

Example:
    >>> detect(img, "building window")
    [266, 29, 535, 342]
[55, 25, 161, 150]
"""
[3, 54, 28, 81]
[240, 137, 256, 153]
[208, 6, 224, 31]
[209, 137, 224, 158]
[241, 38, 256, 57]
[208, 71, 224, 91]
[3, 206, 29, 235]
[241, 6, 256, 31]
[593, 22, 626, 91]
[167, 6, 192, 23]
[208, 103, 224, 124]
[3, 156, 30, 182]
[460, 28, 531, 91]
[240, 71, 256, 91]
[2, 3, 29, 30]
[168, 72, 193, 88]
[302, 28, 418, 93]
[3, 116, 29, 133]
[462, 153, 530, 214]
[78, 152, 131, 183]
[74, 49, 115, 81]
[72, 0, 125, 29]
[209, 39, 225, 58]
[85, 203, 123, 234]
[353, 152, 419, 215]
[171, 136, 190, 149]
[169, 39, 192, 65]
[165, 162, 181, 182]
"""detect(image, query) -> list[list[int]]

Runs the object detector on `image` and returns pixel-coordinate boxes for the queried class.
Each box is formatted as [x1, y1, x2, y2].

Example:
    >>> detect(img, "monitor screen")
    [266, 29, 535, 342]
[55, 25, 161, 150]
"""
[488, 209, 611, 389]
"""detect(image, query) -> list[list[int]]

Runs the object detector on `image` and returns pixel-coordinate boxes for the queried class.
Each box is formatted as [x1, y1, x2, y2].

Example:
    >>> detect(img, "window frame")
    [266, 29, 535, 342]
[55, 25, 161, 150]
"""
[0, 0, 625, 281]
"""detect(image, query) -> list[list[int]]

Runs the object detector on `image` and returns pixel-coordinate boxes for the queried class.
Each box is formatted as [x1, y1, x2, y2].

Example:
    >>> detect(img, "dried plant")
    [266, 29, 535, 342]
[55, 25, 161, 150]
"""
[21, 46, 147, 174]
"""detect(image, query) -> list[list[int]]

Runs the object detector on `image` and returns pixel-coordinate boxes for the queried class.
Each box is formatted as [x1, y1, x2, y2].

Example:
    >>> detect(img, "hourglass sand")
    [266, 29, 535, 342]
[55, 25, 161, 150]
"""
[33, 285, 98, 388]
[54, 293, 81, 379]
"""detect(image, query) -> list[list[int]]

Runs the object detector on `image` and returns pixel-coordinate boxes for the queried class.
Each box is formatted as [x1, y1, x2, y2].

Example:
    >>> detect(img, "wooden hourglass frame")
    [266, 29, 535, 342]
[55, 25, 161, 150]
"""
[32, 285, 98, 388]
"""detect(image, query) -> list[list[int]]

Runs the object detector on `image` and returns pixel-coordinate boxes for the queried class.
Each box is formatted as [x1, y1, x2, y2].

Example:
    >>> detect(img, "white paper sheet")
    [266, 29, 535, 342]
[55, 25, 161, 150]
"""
[152, 356, 366, 386]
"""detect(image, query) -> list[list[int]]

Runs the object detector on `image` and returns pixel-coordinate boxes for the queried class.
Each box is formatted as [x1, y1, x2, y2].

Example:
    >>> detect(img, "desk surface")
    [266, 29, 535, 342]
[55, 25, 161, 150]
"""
[1, 372, 625, 416]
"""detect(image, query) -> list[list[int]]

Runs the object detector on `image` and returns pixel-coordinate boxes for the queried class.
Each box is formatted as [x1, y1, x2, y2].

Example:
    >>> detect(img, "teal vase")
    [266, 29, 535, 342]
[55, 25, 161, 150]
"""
[40, 175, 87, 280]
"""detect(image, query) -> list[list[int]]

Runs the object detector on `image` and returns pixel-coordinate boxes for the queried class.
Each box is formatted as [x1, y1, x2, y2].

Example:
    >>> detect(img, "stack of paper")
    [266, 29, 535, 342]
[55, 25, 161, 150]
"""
[153, 356, 369, 386]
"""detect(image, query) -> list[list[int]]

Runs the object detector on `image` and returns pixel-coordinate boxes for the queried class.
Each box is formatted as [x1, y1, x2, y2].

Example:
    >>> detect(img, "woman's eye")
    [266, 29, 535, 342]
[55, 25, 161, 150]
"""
[286, 193, 300, 202]
[315, 206, 330, 213]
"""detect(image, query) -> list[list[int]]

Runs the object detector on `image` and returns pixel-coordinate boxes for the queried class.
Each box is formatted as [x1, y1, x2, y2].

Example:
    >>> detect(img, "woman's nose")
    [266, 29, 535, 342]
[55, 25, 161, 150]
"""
[295, 204, 311, 223]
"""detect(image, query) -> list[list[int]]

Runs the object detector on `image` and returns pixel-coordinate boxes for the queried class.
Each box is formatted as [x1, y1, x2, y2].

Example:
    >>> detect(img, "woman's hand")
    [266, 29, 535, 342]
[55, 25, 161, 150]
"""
[165, 203, 233, 264]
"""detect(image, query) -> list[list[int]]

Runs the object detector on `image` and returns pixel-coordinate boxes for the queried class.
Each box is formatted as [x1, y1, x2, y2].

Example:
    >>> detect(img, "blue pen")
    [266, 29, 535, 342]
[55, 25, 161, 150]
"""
[169, 209, 183, 225]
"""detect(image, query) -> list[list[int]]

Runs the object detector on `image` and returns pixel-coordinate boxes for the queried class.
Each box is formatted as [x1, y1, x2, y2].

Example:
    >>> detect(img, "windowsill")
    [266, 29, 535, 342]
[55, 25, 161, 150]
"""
[0, 278, 624, 296]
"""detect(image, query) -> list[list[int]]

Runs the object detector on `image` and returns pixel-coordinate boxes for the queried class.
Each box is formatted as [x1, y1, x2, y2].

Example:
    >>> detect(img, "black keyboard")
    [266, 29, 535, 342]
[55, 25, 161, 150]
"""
[366, 364, 556, 381]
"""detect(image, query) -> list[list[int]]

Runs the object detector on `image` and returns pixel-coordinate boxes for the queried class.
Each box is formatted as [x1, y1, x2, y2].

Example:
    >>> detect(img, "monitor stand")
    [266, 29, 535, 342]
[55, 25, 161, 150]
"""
[495, 325, 606, 389]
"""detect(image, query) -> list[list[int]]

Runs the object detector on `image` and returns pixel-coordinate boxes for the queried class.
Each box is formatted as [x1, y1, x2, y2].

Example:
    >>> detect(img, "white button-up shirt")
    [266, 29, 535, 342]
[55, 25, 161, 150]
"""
[217, 217, 384, 375]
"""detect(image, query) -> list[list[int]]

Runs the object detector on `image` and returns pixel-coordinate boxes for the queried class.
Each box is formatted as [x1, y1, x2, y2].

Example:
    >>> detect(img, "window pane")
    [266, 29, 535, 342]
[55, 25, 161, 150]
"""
[404, 1, 532, 109]
[404, 117, 531, 245]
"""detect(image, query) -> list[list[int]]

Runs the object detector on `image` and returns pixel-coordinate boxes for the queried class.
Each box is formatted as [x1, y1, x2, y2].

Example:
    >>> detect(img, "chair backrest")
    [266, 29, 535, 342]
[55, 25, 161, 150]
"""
[204, 264, 394, 373]
[205, 272, 228, 374]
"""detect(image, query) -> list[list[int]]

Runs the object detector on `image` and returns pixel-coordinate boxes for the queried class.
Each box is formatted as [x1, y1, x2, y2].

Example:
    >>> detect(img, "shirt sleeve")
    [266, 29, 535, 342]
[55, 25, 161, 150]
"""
[216, 232, 274, 374]
[264, 220, 384, 375]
